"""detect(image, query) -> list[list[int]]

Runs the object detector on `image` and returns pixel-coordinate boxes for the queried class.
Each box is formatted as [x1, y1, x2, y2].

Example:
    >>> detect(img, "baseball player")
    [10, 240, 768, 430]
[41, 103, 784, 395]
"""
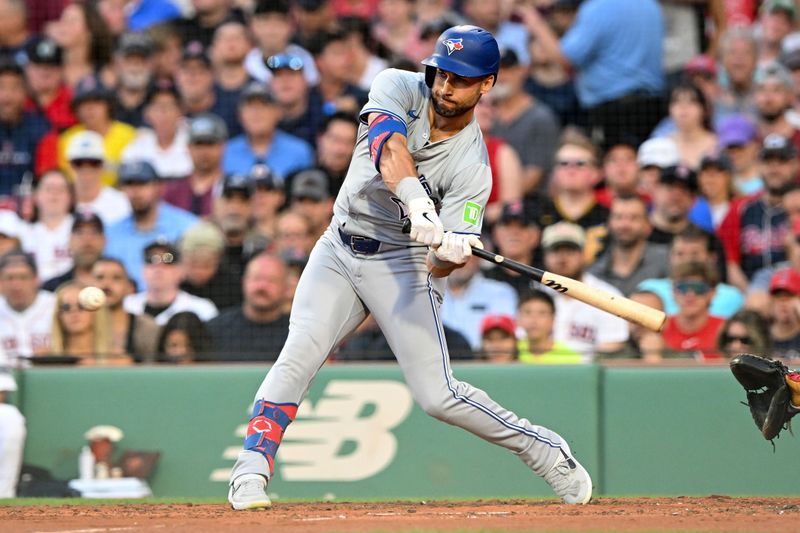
[228, 25, 592, 509]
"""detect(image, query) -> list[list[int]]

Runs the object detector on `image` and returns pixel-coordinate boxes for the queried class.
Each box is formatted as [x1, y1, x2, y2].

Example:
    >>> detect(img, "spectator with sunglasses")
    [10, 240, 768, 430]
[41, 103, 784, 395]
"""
[662, 261, 726, 360]
[68, 131, 131, 227]
[267, 52, 321, 148]
[717, 309, 771, 360]
[123, 240, 217, 326]
[767, 268, 800, 360]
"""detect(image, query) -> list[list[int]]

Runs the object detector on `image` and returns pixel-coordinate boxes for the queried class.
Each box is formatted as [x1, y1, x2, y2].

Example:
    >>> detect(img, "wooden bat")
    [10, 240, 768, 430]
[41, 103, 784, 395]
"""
[400, 219, 666, 331]
[470, 247, 666, 332]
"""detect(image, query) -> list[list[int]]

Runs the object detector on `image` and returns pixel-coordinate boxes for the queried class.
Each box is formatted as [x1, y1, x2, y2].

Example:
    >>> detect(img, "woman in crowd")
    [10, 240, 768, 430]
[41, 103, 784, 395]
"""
[46, 281, 120, 365]
[45, 0, 114, 87]
[716, 309, 771, 360]
[157, 312, 211, 364]
[666, 82, 718, 169]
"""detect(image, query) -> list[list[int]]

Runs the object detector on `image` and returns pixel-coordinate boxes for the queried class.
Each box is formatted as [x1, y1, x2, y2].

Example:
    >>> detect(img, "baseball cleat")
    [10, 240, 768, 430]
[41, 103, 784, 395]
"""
[228, 474, 271, 510]
[542, 441, 592, 504]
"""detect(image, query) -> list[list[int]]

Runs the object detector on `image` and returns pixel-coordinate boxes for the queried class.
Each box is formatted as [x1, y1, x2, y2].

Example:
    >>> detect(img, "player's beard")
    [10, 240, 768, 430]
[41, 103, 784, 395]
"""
[430, 91, 480, 118]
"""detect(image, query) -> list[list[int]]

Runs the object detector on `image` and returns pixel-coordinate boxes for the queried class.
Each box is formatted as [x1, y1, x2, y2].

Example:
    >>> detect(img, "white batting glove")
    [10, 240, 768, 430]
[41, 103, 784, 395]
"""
[433, 232, 483, 265]
[407, 197, 444, 246]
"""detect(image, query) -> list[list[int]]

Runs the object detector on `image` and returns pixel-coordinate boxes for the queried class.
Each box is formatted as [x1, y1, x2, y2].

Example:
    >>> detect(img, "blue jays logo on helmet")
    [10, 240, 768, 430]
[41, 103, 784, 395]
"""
[442, 38, 464, 55]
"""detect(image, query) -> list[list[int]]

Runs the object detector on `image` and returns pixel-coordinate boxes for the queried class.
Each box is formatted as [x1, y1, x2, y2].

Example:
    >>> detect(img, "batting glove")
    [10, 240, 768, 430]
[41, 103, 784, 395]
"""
[433, 232, 483, 265]
[407, 197, 444, 246]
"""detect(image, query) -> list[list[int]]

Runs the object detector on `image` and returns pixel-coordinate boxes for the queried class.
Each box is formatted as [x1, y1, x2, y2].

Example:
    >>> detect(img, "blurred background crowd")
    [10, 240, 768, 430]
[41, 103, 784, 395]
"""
[0, 0, 798, 369]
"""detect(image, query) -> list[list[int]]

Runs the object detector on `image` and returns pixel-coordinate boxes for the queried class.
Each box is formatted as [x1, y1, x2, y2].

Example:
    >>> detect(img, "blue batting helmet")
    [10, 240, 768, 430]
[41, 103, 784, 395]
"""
[421, 25, 500, 88]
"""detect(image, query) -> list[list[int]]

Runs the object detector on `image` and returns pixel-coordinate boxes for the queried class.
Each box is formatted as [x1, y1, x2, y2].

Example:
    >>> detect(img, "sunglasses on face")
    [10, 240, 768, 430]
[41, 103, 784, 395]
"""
[72, 159, 103, 169]
[146, 252, 176, 265]
[723, 334, 753, 346]
[556, 159, 593, 168]
[675, 280, 711, 295]
[59, 302, 88, 313]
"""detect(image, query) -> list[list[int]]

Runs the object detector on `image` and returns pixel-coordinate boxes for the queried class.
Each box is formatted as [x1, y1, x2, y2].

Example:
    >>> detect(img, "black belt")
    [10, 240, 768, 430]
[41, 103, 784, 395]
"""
[338, 227, 383, 254]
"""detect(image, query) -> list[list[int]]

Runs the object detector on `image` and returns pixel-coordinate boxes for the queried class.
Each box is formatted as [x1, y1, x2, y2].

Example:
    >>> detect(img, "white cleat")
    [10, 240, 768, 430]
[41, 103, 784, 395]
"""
[542, 441, 592, 504]
[228, 474, 271, 510]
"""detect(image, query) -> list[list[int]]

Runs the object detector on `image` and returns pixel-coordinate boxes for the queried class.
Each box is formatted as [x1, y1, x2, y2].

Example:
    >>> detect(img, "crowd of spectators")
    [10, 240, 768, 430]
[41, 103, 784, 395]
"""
[0, 0, 799, 368]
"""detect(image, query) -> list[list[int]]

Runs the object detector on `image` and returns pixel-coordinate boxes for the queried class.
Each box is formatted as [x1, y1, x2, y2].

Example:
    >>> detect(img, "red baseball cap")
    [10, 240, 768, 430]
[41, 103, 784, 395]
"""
[770, 268, 800, 295]
[480, 314, 516, 337]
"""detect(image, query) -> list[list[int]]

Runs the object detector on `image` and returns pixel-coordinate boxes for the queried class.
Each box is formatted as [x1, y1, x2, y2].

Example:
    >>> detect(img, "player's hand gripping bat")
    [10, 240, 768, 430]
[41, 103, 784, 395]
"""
[402, 220, 666, 332]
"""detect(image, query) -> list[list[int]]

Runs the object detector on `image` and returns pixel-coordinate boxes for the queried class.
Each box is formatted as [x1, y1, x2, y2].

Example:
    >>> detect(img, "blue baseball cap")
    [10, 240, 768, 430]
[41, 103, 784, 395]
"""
[118, 160, 159, 183]
[717, 115, 757, 148]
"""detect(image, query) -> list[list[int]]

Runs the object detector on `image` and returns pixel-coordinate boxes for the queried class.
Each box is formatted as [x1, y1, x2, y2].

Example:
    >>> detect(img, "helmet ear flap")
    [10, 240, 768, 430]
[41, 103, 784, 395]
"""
[425, 66, 436, 88]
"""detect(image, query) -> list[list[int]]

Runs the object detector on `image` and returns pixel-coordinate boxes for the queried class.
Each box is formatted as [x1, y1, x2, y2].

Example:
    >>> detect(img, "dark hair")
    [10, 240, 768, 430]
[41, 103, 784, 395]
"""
[669, 81, 713, 133]
[156, 311, 211, 362]
[717, 309, 771, 356]
[306, 28, 349, 57]
[31, 169, 76, 223]
[93, 256, 136, 289]
[337, 16, 377, 53]
[672, 260, 717, 286]
[610, 193, 648, 214]
[319, 110, 359, 135]
[0, 251, 37, 276]
[75, 1, 114, 68]
[674, 225, 712, 251]
[518, 289, 555, 313]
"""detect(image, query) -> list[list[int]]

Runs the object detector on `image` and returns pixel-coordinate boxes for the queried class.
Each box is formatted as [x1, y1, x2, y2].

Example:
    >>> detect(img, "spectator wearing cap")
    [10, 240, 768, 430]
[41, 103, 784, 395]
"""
[588, 195, 669, 296]
[179, 220, 242, 309]
[250, 164, 285, 244]
[41, 210, 106, 291]
[516, 289, 582, 364]
[491, 48, 559, 194]
[122, 80, 192, 180]
[162, 113, 227, 216]
[441, 255, 518, 351]
[371, 0, 425, 63]
[243, 0, 319, 86]
[222, 81, 314, 178]
[719, 133, 796, 290]
[485, 202, 540, 297]
[690, 151, 741, 231]
[753, 62, 800, 151]
[0, 61, 50, 196]
[518, 0, 664, 148]
[67, 130, 132, 226]
[20, 170, 74, 282]
[336, 313, 474, 361]
[716, 114, 763, 195]
[541, 221, 629, 357]
[307, 29, 369, 117]
[173, 0, 246, 49]
[113, 32, 156, 128]
[175, 41, 241, 138]
[758, 0, 797, 65]
[316, 112, 358, 196]
[716, 27, 759, 118]
[213, 172, 254, 276]
[768, 267, 800, 359]
[44, 1, 114, 88]
[105, 160, 199, 289]
[664, 82, 718, 170]
[289, 168, 335, 241]
[201, 251, 290, 361]
[0, 348, 25, 497]
[478, 314, 517, 362]
[210, 22, 253, 99]
[91, 257, 159, 361]
[126, 0, 181, 32]
[338, 16, 388, 91]
[23, 36, 76, 132]
[0, 251, 56, 363]
[661, 261, 725, 360]
[124, 240, 218, 326]
[636, 137, 680, 200]
[267, 52, 322, 148]
[57, 75, 137, 187]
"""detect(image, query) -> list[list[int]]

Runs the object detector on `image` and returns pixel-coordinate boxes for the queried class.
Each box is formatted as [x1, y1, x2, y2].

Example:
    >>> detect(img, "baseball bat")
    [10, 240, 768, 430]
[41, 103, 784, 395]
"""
[401, 219, 666, 332]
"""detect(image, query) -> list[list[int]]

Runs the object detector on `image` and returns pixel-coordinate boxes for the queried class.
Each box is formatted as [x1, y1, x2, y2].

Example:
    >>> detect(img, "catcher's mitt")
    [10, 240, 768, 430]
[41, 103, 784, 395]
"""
[730, 354, 800, 441]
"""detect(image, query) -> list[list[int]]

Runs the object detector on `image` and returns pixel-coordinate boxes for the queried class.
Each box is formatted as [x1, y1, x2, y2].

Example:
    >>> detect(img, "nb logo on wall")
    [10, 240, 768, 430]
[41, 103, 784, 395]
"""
[212, 380, 413, 482]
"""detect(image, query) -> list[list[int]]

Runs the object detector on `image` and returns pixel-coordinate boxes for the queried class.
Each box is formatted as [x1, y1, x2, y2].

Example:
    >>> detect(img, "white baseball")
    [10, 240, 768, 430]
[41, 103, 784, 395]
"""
[78, 286, 106, 311]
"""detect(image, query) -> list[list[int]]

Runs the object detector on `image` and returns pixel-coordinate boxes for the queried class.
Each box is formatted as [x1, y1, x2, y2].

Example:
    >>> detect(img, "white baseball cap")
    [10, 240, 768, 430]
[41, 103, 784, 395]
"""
[84, 424, 124, 442]
[637, 137, 680, 169]
[66, 131, 105, 162]
[0, 372, 17, 392]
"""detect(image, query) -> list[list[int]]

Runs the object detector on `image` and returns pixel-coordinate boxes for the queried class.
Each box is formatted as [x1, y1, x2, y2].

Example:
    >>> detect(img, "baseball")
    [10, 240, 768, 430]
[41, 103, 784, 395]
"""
[78, 286, 106, 311]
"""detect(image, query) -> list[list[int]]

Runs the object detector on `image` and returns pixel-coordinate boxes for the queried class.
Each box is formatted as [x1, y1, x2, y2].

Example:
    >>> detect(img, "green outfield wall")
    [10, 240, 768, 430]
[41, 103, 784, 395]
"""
[12, 364, 800, 499]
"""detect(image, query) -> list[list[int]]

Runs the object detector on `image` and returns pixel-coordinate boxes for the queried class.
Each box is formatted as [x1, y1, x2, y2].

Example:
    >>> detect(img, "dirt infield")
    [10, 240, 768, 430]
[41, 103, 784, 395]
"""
[2, 496, 799, 532]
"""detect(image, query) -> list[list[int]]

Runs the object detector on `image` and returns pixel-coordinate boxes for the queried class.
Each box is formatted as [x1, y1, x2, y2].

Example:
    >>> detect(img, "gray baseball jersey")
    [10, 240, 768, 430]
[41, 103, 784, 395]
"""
[229, 67, 573, 496]
[333, 69, 492, 244]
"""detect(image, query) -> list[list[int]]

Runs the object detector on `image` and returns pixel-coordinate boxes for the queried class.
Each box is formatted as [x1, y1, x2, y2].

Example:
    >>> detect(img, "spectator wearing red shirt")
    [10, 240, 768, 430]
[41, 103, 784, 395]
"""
[662, 261, 726, 360]
[23, 37, 76, 132]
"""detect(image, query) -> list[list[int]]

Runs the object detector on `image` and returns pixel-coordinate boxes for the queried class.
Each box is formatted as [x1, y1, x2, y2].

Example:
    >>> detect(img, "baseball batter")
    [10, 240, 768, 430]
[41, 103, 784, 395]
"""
[228, 25, 592, 509]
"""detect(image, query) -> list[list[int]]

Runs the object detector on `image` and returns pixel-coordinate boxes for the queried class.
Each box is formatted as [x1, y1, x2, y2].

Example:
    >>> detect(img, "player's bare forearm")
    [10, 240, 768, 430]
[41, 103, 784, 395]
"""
[368, 113, 418, 191]
[426, 251, 462, 278]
